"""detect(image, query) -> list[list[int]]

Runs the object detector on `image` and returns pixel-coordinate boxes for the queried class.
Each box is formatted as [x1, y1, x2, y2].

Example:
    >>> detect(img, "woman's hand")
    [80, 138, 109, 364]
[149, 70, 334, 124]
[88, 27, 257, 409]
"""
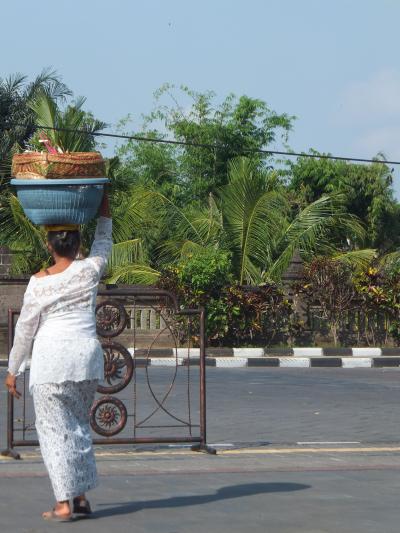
[5, 372, 21, 399]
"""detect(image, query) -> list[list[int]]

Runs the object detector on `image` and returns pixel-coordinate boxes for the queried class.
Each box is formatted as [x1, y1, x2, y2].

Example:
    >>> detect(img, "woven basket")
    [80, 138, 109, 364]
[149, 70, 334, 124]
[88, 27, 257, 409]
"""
[12, 152, 106, 179]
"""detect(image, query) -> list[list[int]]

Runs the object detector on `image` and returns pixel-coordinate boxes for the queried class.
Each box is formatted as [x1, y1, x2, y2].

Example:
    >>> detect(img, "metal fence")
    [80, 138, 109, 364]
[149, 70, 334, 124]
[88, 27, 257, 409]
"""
[1, 286, 216, 459]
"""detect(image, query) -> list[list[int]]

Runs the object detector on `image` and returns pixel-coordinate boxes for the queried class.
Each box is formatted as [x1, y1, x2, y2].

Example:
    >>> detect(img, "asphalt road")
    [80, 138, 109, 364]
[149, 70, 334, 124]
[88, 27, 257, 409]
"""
[2, 367, 400, 532]
[2, 367, 400, 448]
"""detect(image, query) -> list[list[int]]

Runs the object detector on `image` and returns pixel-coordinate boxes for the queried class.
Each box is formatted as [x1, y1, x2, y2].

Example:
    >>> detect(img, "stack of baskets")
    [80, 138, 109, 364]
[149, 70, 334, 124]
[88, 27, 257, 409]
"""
[11, 152, 109, 225]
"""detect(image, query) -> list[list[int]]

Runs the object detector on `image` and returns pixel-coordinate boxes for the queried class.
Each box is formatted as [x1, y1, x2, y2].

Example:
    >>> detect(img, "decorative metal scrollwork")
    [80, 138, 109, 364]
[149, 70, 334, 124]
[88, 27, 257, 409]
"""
[90, 396, 127, 437]
[98, 341, 134, 394]
[96, 300, 127, 338]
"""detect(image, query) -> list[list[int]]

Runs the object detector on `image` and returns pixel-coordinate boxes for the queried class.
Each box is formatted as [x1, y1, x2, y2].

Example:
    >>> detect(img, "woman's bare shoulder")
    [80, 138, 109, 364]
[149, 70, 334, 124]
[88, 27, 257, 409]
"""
[34, 271, 48, 279]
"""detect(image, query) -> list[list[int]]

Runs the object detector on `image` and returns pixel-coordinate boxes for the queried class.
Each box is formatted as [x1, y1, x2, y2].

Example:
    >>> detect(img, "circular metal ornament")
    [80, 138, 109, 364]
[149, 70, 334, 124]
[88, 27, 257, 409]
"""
[98, 341, 134, 394]
[90, 396, 127, 437]
[96, 300, 127, 338]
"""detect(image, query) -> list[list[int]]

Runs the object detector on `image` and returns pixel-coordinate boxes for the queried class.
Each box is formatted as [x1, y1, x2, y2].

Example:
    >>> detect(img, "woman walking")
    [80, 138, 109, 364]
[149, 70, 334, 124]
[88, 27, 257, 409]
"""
[5, 189, 112, 522]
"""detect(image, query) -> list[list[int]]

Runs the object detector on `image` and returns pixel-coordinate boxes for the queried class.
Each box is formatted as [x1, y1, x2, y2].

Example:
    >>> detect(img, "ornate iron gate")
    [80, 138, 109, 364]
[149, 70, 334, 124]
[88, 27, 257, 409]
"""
[1, 286, 216, 459]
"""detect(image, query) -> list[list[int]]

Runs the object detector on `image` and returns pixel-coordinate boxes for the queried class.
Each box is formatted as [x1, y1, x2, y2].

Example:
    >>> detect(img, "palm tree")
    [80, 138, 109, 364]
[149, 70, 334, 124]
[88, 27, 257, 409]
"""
[0, 68, 72, 177]
[0, 88, 109, 273]
[107, 157, 375, 285]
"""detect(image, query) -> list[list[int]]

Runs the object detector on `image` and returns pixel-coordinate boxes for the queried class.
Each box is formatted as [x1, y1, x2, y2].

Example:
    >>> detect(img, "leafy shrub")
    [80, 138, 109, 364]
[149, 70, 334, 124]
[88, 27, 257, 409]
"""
[158, 250, 295, 346]
[353, 266, 400, 346]
[157, 248, 233, 306]
[208, 284, 295, 347]
[297, 257, 355, 346]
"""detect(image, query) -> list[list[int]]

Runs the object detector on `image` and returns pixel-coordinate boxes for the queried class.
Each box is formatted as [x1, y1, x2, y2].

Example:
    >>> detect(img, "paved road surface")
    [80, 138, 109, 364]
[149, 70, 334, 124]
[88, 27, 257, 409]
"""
[2, 367, 400, 448]
[1, 368, 400, 532]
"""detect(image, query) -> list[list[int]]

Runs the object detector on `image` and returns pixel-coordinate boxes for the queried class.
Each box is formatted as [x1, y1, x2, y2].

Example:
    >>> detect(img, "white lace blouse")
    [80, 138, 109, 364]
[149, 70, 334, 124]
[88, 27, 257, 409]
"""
[7, 216, 113, 392]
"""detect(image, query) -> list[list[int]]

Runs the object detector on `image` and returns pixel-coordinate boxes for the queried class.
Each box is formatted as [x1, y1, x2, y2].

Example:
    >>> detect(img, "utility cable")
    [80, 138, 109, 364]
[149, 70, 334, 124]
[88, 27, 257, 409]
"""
[4, 124, 399, 166]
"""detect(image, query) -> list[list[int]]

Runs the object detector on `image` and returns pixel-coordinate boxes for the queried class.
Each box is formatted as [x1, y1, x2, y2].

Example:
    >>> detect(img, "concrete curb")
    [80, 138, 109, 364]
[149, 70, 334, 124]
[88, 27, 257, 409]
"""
[2, 347, 400, 369]
[127, 347, 400, 357]
[123, 347, 400, 368]
[2, 356, 400, 369]
[151, 355, 399, 368]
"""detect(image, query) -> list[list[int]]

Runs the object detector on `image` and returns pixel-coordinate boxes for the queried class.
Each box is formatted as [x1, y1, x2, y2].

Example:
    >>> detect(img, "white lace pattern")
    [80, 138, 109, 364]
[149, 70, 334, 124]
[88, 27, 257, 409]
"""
[7, 216, 112, 391]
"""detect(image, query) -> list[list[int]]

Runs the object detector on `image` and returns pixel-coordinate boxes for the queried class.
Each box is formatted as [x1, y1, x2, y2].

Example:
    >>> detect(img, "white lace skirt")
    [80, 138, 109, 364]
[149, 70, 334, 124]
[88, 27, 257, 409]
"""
[32, 380, 99, 501]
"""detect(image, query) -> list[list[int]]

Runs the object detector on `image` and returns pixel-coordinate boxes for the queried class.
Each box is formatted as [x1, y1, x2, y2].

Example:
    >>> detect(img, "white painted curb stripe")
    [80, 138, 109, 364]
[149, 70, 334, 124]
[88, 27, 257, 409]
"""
[279, 357, 310, 368]
[216, 358, 247, 367]
[176, 348, 200, 357]
[352, 348, 382, 357]
[293, 347, 323, 356]
[233, 348, 264, 357]
[342, 358, 372, 368]
[150, 357, 184, 366]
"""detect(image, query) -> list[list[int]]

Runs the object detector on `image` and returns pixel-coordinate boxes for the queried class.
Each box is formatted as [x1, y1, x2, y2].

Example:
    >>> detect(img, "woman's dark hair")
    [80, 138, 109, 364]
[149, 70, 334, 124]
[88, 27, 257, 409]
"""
[47, 230, 81, 259]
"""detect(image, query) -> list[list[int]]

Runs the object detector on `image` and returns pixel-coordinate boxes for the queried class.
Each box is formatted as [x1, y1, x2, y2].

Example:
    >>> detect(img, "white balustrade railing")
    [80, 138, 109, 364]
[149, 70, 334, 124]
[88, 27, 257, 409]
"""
[125, 306, 168, 331]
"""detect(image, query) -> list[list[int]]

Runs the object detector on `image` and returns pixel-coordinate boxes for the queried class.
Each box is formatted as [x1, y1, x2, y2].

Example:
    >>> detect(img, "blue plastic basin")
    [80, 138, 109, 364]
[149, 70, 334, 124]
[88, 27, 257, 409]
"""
[10, 178, 109, 225]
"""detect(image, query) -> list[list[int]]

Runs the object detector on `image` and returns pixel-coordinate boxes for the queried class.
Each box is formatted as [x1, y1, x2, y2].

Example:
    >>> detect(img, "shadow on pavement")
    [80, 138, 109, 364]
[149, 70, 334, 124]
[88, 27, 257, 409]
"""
[94, 482, 310, 518]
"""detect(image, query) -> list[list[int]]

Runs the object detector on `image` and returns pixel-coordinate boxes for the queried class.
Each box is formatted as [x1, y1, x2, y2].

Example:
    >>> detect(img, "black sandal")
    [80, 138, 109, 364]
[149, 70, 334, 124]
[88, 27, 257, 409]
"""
[73, 497, 92, 516]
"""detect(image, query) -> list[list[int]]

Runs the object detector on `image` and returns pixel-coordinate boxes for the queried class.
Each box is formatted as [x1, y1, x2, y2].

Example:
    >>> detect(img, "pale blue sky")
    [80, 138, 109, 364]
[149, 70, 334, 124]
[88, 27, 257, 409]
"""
[2, 0, 400, 192]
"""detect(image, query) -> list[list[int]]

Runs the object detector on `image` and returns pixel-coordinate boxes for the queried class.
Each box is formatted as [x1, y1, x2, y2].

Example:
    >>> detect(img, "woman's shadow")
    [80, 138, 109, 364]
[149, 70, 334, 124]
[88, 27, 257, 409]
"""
[93, 482, 310, 519]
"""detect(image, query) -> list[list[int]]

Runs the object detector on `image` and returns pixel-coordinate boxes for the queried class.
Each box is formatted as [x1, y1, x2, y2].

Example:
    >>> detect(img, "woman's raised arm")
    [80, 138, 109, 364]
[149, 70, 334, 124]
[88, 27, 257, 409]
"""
[87, 188, 113, 276]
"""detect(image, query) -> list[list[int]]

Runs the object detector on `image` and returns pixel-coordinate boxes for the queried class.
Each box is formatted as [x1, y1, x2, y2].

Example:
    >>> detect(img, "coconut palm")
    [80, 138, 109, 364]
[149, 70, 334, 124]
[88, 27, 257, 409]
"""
[107, 157, 375, 285]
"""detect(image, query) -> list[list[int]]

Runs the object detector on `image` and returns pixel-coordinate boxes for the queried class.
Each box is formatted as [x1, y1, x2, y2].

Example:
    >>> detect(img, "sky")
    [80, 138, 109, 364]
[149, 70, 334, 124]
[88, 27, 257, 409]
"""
[2, 0, 400, 193]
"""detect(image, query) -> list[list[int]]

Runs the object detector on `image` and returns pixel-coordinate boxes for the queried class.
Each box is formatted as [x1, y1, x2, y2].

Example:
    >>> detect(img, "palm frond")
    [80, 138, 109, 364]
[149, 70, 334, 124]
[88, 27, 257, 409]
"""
[111, 188, 155, 242]
[106, 264, 160, 285]
[57, 97, 107, 152]
[0, 194, 44, 250]
[3, 73, 26, 94]
[28, 92, 106, 152]
[267, 195, 365, 281]
[27, 68, 72, 102]
[28, 91, 58, 146]
[186, 203, 223, 244]
[107, 239, 145, 270]
[379, 251, 400, 269]
[332, 249, 377, 270]
[222, 157, 288, 283]
[9, 250, 34, 276]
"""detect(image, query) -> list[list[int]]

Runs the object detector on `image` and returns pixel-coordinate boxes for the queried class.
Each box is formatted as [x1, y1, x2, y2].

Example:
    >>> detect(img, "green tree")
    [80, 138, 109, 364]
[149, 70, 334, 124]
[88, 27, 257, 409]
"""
[107, 157, 373, 286]
[115, 129, 180, 202]
[288, 151, 400, 250]
[116, 85, 295, 204]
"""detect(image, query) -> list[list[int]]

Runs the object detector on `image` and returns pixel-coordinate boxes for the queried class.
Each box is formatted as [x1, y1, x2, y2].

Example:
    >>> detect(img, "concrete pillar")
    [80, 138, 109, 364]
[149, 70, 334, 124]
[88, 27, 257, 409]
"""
[0, 247, 12, 278]
[149, 309, 156, 330]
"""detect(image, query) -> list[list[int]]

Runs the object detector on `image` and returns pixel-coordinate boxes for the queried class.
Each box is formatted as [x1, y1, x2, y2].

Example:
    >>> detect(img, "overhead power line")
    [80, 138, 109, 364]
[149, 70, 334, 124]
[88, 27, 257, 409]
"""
[5, 124, 400, 166]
